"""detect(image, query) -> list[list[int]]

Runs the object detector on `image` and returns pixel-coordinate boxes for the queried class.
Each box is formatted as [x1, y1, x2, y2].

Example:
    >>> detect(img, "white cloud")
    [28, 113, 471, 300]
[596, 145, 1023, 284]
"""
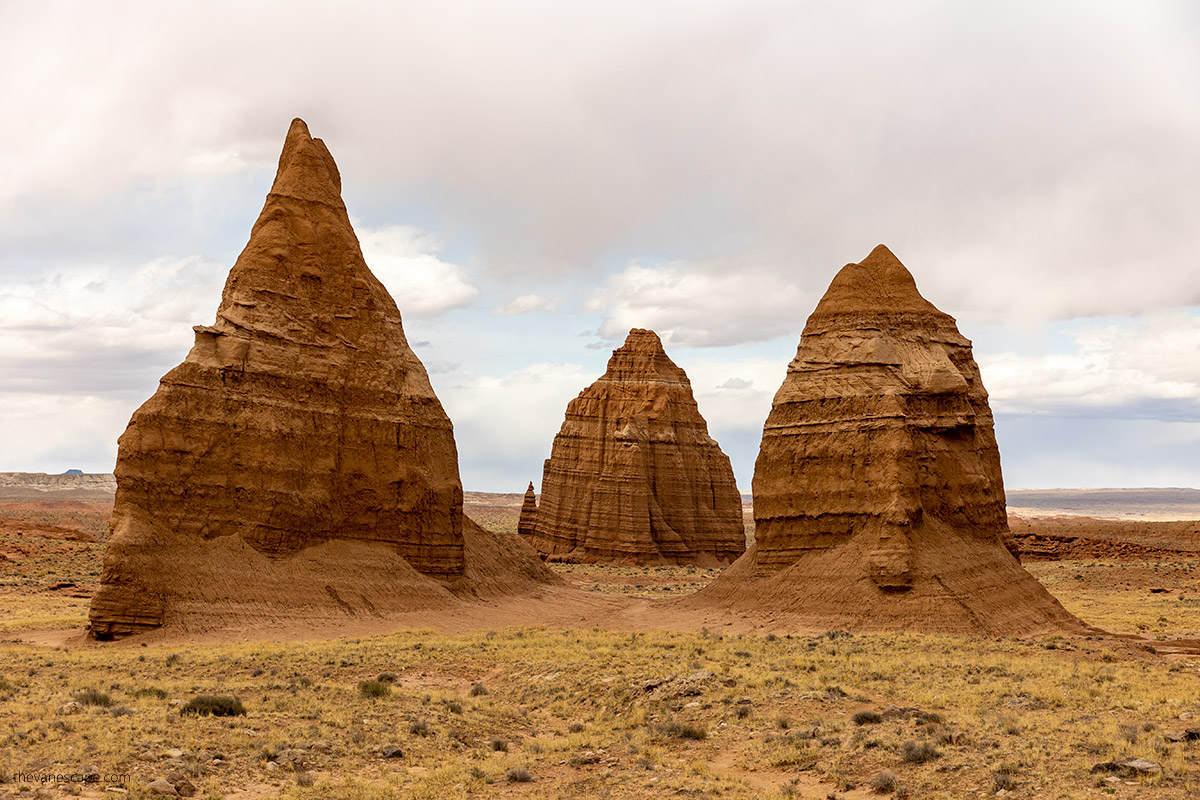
[493, 293, 558, 316]
[0, 255, 225, 393]
[979, 311, 1200, 419]
[356, 224, 480, 316]
[586, 261, 814, 347]
[438, 362, 595, 491]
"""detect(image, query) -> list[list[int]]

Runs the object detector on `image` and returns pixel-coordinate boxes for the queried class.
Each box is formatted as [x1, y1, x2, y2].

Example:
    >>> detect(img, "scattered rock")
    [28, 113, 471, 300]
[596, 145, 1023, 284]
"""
[146, 779, 178, 796]
[1090, 757, 1162, 777]
[264, 761, 280, 773]
[174, 780, 196, 798]
[647, 671, 718, 701]
[57, 701, 82, 715]
[381, 745, 404, 759]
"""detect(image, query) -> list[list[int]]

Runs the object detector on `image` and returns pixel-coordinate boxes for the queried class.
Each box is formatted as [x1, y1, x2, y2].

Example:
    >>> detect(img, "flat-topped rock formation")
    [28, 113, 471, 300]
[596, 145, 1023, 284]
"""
[525, 329, 744, 566]
[89, 119, 551, 639]
[691, 245, 1083, 634]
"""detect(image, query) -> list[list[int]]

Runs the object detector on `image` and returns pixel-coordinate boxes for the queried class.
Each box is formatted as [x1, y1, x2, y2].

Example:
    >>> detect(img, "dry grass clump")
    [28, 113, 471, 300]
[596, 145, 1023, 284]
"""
[900, 739, 939, 764]
[358, 678, 390, 699]
[655, 719, 708, 740]
[179, 694, 245, 716]
[505, 766, 532, 782]
[72, 687, 113, 707]
[868, 769, 897, 793]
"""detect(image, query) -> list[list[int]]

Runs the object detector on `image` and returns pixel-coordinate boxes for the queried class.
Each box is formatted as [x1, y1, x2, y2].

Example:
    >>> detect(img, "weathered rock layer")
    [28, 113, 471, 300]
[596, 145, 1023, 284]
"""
[526, 329, 744, 565]
[693, 245, 1082, 634]
[90, 119, 473, 638]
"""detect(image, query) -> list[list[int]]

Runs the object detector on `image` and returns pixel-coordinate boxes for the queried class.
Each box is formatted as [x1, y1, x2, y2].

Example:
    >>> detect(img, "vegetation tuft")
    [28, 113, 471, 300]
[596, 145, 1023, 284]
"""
[180, 694, 246, 717]
[900, 739, 940, 764]
[72, 687, 112, 707]
[358, 679, 391, 699]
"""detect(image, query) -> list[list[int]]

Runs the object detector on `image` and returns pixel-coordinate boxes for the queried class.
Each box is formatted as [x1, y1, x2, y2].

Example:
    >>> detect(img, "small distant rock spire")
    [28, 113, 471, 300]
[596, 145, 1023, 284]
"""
[525, 328, 744, 566]
[518, 482, 538, 541]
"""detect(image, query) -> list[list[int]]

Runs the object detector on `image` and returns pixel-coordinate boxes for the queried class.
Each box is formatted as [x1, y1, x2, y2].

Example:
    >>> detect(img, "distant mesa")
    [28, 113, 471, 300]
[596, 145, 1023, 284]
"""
[62, 469, 83, 475]
[523, 328, 745, 566]
[691, 245, 1084, 635]
[89, 118, 552, 640]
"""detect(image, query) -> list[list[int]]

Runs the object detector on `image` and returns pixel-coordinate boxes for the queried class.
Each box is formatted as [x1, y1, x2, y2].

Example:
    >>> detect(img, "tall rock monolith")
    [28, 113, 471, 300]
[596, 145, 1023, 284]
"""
[692, 245, 1083, 634]
[89, 119, 471, 638]
[526, 329, 744, 565]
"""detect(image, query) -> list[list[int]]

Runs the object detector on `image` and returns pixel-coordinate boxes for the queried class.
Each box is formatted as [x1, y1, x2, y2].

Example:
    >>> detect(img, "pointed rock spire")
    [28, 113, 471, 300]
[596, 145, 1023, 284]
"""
[527, 328, 744, 565]
[692, 246, 1082, 635]
[808, 243, 942, 323]
[89, 118, 466, 638]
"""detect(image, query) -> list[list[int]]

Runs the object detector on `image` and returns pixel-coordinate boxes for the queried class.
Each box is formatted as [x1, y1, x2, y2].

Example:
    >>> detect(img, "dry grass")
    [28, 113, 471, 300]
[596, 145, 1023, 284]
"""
[5, 542, 1200, 797]
[0, 618, 1198, 798]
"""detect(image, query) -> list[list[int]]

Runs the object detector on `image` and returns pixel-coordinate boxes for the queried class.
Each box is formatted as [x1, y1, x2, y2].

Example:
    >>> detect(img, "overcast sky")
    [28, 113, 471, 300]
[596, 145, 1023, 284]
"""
[2, 1, 1199, 492]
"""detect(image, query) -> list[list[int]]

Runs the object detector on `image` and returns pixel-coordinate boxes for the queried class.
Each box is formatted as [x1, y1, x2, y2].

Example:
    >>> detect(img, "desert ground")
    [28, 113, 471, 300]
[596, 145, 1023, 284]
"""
[2, 476, 1200, 799]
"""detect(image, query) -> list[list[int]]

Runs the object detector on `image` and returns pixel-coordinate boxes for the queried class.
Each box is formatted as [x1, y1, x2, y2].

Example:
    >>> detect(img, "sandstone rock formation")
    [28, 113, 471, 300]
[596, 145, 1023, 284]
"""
[692, 245, 1082, 634]
[518, 482, 538, 540]
[525, 329, 744, 565]
[89, 119, 549, 639]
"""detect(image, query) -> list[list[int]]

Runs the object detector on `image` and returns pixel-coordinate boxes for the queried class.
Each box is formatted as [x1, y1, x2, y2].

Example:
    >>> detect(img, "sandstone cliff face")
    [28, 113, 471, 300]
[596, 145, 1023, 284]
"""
[527, 329, 744, 565]
[692, 246, 1082, 634]
[89, 119, 466, 639]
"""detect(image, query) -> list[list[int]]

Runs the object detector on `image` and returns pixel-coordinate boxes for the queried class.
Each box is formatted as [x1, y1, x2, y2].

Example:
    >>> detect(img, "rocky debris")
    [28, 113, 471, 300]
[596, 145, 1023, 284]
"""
[1090, 757, 1162, 777]
[57, 701, 82, 715]
[147, 779, 178, 796]
[691, 246, 1084, 635]
[1164, 728, 1200, 743]
[381, 745, 405, 759]
[527, 328, 744, 565]
[644, 671, 719, 702]
[87, 119, 552, 639]
[1013, 530, 1191, 561]
[517, 482, 538, 541]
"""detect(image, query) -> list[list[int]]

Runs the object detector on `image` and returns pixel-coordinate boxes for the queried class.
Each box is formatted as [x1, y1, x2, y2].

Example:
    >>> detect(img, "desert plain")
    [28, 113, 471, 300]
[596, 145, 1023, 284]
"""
[3, 474, 1200, 800]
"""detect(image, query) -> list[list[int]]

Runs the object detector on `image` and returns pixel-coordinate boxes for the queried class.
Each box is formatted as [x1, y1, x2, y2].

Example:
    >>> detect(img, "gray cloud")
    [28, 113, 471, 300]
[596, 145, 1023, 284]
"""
[4, 1, 1200, 488]
[3, 1, 1198, 325]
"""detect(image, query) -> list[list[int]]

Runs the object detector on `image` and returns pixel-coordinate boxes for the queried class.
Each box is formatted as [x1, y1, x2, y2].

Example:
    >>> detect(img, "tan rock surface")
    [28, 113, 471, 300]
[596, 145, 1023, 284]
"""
[526, 329, 744, 565]
[691, 245, 1083, 634]
[89, 119, 551, 639]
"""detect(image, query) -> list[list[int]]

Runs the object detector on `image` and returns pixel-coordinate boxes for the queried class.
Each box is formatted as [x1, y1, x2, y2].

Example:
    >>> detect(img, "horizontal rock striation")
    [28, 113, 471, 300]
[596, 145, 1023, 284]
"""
[527, 329, 744, 565]
[89, 119, 466, 638]
[692, 245, 1083, 635]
